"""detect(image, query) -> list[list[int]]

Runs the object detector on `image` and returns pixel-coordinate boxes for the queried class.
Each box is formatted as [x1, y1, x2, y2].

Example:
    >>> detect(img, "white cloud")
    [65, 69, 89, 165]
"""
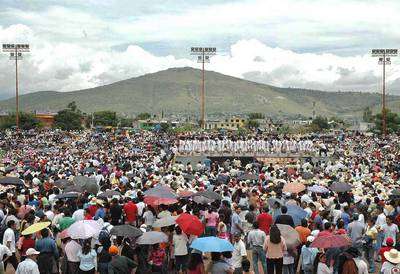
[1, 24, 400, 99]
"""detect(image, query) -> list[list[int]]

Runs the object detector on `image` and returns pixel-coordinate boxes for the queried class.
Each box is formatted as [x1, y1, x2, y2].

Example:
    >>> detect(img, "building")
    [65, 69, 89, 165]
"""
[205, 116, 246, 130]
[34, 111, 57, 128]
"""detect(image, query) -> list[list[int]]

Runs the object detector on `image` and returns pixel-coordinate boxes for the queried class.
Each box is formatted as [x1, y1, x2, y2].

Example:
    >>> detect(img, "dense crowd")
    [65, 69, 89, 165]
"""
[0, 129, 399, 274]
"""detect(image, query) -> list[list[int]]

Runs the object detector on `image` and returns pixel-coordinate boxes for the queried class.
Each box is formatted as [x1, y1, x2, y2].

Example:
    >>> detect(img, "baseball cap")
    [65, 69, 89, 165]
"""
[26, 248, 40, 256]
[387, 237, 394, 246]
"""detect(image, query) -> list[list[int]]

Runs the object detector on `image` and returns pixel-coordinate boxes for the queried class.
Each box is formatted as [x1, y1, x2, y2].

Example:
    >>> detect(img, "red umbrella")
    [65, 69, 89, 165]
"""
[144, 196, 178, 207]
[178, 190, 194, 198]
[176, 213, 204, 236]
[311, 234, 352, 249]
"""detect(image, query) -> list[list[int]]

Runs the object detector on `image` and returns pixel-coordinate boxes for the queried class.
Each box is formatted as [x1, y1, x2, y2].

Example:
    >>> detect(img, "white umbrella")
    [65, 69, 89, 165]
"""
[67, 220, 102, 239]
[137, 231, 168, 245]
[152, 216, 177, 228]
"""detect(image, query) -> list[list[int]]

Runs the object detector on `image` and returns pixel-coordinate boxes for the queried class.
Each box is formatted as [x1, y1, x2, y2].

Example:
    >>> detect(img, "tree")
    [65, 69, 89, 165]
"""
[0, 112, 41, 130]
[363, 107, 373, 122]
[93, 111, 117, 127]
[246, 119, 260, 129]
[136, 112, 151, 120]
[119, 117, 134, 127]
[54, 102, 83, 130]
[310, 116, 329, 132]
[374, 109, 400, 134]
[248, 113, 264, 120]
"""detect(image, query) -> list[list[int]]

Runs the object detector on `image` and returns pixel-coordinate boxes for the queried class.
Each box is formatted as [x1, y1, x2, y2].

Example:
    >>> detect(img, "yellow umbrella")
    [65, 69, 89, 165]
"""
[21, 222, 51, 235]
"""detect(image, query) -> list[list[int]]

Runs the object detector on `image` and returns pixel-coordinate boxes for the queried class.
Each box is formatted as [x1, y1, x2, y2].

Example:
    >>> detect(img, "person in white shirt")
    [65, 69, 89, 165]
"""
[2, 220, 18, 271]
[15, 248, 40, 274]
[173, 226, 189, 274]
[0, 243, 11, 274]
[231, 232, 247, 274]
[64, 239, 82, 273]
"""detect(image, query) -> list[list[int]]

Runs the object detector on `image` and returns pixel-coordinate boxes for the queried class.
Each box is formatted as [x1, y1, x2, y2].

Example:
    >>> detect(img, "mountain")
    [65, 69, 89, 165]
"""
[0, 67, 396, 119]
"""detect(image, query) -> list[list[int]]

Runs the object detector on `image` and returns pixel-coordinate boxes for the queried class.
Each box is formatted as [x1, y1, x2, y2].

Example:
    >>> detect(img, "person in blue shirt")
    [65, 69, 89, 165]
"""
[77, 239, 97, 274]
[341, 206, 351, 229]
[94, 202, 106, 220]
[35, 228, 59, 274]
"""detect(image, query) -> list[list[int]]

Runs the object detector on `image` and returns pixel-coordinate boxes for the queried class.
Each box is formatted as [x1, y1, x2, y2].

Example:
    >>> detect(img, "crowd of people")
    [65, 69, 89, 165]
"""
[0, 128, 399, 274]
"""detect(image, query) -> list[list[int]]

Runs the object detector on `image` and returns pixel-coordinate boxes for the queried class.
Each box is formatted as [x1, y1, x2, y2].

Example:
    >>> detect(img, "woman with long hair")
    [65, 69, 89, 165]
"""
[315, 252, 333, 274]
[187, 252, 205, 274]
[264, 224, 286, 274]
[77, 239, 97, 274]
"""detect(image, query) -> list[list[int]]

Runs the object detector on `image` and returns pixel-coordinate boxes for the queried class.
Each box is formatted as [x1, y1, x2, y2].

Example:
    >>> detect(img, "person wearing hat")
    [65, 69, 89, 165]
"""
[108, 245, 137, 274]
[300, 236, 318, 274]
[381, 249, 400, 274]
[15, 248, 40, 274]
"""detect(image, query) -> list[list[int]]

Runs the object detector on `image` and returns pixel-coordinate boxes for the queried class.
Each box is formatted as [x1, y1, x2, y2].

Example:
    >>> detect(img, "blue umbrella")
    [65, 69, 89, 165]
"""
[308, 185, 329, 194]
[286, 205, 307, 225]
[190, 237, 234, 252]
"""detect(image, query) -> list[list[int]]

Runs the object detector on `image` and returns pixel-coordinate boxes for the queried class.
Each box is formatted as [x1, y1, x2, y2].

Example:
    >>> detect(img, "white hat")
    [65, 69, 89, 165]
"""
[26, 248, 40, 256]
[384, 249, 400, 264]
[306, 236, 315, 243]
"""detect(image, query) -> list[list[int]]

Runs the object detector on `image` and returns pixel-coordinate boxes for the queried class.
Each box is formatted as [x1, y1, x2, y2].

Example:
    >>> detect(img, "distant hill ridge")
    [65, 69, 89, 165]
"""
[0, 67, 397, 118]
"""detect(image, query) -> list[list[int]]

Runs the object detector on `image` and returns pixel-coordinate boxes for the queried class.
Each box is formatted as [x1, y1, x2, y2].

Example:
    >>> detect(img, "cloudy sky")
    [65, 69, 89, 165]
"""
[1, 0, 400, 99]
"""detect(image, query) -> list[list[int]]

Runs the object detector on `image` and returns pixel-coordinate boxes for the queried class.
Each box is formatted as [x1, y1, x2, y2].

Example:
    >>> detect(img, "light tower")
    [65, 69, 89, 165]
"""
[2, 43, 30, 130]
[371, 48, 398, 137]
[190, 47, 216, 129]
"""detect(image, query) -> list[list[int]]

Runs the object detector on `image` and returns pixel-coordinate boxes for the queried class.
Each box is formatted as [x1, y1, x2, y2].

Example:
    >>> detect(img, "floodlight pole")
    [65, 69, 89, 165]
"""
[2, 43, 30, 131]
[371, 48, 398, 137]
[15, 46, 19, 130]
[190, 47, 216, 129]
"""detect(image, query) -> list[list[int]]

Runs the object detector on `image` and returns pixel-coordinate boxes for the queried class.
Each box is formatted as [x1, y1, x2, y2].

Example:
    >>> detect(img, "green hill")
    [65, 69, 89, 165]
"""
[0, 67, 395, 119]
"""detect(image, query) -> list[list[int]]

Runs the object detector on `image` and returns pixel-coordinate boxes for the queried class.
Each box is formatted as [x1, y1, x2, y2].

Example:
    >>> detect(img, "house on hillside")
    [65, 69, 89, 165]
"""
[34, 111, 57, 128]
[205, 116, 246, 130]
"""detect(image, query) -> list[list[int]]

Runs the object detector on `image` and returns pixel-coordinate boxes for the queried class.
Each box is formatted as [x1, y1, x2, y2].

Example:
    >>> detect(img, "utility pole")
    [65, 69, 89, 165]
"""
[2, 44, 30, 130]
[371, 49, 398, 137]
[190, 47, 216, 129]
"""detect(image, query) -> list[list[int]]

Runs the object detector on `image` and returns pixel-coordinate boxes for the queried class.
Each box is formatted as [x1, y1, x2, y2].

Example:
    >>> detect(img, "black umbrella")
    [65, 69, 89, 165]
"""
[54, 192, 79, 199]
[0, 177, 23, 186]
[4, 166, 15, 173]
[97, 190, 121, 199]
[144, 185, 177, 199]
[110, 225, 143, 238]
[73, 176, 99, 194]
[330, 182, 352, 193]
[193, 190, 222, 201]
[54, 179, 73, 189]
[237, 173, 258, 181]
[302, 172, 314, 180]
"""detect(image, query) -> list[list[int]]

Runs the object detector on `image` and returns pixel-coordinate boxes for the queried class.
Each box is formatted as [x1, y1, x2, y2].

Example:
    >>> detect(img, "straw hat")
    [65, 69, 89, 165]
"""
[384, 249, 400, 264]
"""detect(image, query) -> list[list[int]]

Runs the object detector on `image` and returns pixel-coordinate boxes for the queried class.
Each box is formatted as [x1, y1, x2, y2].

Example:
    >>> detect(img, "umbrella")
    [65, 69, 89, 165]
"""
[276, 224, 301, 249]
[54, 179, 72, 189]
[267, 198, 284, 208]
[144, 196, 178, 206]
[83, 167, 96, 174]
[283, 182, 306, 194]
[97, 190, 121, 199]
[330, 182, 352, 193]
[311, 234, 352, 249]
[59, 230, 70, 239]
[193, 196, 214, 204]
[152, 216, 177, 228]
[67, 220, 102, 239]
[190, 237, 234, 252]
[137, 231, 168, 245]
[64, 184, 82, 193]
[110, 225, 143, 238]
[237, 173, 258, 181]
[286, 205, 307, 226]
[21, 222, 51, 235]
[144, 185, 177, 199]
[0, 177, 23, 186]
[193, 190, 221, 201]
[302, 172, 314, 180]
[73, 176, 99, 194]
[54, 192, 79, 199]
[217, 174, 229, 183]
[178, 190, 194, 198]
[176, 213, 204, 236]
[308, 185, 329, 194]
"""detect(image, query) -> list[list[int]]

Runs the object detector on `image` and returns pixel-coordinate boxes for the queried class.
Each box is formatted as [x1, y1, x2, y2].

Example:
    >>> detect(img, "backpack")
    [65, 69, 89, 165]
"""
[98, 224, 111, 244]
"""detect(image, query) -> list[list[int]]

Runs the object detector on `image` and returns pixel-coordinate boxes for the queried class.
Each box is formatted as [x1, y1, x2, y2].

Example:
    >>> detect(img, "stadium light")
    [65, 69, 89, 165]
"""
[2, 43, 30, 130]
[190, 47, 216, 129]
[371, 49, 398, 137]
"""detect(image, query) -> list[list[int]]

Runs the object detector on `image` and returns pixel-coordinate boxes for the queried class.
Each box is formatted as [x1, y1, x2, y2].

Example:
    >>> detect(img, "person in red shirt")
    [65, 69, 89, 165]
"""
[379, 237, 395, 263]
[87, 198, 98, 217]
[123, 198, 138, 225]
[18, 234, 35, 261]
[318, 222, 333, 237]
[256, 206, 273, 235]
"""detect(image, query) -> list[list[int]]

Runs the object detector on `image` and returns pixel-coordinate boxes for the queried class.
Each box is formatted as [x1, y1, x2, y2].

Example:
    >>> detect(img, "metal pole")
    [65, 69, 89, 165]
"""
[15, 47, 19, 130]
[382, 52, 386, 137]
[201, 50, 205, 129]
